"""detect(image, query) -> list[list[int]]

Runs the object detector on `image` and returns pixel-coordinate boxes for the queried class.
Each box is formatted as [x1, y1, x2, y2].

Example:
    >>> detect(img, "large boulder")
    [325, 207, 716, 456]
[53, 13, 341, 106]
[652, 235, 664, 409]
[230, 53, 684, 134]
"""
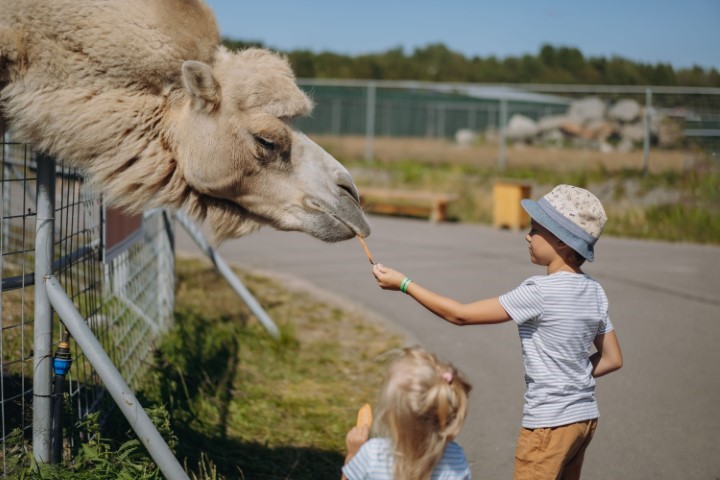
[454, 128, 479, 146]
[608, 99, 642, 123]
[505, 114, 539, 141]
[568, 97, 607, 124]
[621, 123, 646, 143]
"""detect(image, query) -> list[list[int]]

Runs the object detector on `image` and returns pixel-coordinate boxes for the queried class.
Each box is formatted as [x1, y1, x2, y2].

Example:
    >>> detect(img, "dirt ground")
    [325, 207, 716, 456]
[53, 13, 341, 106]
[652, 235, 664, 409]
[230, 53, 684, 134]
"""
[314, 135, 696, 173]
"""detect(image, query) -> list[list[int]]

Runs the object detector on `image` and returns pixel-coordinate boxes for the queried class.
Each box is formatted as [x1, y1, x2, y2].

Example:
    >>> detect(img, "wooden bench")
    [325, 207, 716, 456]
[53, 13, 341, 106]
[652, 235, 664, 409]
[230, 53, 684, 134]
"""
[359, 188, 458, 223]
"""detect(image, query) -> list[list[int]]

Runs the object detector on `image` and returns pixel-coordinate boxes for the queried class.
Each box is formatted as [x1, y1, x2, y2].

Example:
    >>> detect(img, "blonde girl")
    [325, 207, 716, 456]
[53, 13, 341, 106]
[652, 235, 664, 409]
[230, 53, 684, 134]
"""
[342, 347, 472, 480]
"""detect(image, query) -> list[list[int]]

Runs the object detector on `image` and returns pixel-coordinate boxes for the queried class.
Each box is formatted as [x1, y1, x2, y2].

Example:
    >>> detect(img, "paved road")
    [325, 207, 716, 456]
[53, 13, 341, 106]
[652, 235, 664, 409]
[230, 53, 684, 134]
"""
[176, 215, 720, 480]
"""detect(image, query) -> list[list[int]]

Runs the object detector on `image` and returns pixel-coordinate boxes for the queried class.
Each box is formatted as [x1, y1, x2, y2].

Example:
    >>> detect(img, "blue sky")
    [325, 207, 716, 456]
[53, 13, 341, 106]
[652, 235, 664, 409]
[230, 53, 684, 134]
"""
[205, 0, 719, 70]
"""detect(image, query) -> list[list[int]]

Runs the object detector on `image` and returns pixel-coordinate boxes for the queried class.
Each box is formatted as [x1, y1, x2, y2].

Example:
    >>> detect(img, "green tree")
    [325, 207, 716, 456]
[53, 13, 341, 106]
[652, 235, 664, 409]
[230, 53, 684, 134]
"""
[288, 50, 317, 78]
[377, 47, 417, 80]
[539, 44, 557, 68]
[556, 46, 585, 76]
[220, 37, 720, 87]
[221, 37, 265, 51]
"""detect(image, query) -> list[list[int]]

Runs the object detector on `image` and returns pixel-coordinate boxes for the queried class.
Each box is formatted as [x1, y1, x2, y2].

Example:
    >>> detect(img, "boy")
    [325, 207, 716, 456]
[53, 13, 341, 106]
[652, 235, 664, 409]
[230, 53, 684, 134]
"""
[372, 184, 623, 480]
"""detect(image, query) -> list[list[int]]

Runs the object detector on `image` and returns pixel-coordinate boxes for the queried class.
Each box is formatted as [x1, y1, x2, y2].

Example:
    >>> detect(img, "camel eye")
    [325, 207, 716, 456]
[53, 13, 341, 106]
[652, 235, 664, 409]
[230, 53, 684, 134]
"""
[253, 135, 276, 151]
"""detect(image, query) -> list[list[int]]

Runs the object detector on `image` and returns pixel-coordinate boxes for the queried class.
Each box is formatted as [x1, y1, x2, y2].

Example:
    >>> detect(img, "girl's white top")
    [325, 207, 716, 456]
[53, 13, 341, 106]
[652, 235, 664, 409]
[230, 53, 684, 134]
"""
[343, 438, 471, 480]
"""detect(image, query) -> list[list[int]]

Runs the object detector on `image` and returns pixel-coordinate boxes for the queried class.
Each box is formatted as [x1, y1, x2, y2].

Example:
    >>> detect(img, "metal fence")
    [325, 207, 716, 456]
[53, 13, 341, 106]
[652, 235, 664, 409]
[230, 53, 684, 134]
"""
[0, 130, 175, 477]
[296, 80, 720, 165]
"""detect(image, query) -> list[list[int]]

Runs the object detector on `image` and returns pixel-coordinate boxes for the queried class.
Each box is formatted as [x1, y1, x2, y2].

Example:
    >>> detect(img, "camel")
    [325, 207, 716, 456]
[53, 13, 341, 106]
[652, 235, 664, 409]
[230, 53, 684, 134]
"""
[0, 0, 370, 242]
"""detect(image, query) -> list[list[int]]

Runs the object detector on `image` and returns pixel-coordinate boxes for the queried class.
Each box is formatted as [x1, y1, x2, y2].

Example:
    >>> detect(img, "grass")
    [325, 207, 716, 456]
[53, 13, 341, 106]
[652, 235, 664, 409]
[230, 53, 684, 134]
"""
[318, 135, 720, 245]
[7, 409, 178, 480]
[136, 258, 403, 479]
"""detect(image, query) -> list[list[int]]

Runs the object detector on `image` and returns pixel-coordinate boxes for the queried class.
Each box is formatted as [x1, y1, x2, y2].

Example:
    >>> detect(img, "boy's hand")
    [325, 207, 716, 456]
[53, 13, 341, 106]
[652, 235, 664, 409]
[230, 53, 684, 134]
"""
[372, 264, 406, 291]
[345, 425, 370, 458]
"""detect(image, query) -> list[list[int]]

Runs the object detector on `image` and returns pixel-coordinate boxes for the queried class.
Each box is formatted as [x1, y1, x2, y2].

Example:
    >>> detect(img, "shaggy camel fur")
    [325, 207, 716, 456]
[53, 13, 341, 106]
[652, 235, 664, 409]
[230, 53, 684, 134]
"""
[0, 0, 369, 242]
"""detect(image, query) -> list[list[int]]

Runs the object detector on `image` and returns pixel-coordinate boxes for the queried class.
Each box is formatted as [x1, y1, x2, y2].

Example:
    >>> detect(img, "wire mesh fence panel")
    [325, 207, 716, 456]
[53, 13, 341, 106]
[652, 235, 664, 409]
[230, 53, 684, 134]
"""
[0, 132, 37, 473]
[0, 130, 175, 477]
[100, 210, 175, 388]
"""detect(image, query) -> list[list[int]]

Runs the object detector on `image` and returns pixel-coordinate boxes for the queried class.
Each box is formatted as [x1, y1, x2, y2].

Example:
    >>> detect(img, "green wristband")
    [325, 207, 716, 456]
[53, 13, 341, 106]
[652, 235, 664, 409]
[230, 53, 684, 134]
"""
[400, 277, 413, 293]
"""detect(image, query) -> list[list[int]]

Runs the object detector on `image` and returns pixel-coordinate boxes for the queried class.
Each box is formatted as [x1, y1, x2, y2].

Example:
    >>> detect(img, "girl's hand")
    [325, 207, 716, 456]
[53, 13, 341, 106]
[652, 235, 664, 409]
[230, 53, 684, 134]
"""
[345, 425, 370, 458]
[372, 264, 407, 291]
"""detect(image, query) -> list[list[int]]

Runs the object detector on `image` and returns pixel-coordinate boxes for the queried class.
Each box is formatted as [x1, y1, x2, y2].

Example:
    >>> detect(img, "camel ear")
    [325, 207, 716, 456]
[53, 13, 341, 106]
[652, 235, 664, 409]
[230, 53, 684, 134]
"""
[181, 60, 220, 112]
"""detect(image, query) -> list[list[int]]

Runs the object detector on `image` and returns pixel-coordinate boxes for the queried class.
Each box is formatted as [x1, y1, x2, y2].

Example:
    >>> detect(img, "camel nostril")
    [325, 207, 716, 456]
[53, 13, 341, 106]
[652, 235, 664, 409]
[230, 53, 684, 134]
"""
[338, 183, 359, 203]
[335, 171, 360, 203]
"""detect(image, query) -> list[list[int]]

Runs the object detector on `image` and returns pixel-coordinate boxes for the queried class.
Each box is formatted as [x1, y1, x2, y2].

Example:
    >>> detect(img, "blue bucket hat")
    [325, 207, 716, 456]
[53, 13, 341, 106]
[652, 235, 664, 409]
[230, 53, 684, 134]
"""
[521, 185, 607, 262]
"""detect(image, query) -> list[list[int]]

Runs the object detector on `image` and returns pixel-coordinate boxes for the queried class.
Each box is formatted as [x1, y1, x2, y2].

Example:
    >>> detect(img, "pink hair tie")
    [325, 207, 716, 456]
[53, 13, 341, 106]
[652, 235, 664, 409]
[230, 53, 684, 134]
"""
[442, 371, 453, 384]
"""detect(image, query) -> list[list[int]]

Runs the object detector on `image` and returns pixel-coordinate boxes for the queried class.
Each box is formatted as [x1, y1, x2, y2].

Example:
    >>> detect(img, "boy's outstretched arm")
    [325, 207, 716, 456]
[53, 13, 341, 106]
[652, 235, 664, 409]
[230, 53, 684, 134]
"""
[590, 330, 623, 377]
[372, 264, 512, 325]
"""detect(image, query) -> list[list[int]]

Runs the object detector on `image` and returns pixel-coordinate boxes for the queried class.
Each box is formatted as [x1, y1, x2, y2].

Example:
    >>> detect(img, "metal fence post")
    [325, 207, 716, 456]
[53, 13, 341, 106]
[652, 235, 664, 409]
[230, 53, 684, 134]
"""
[2, 131, 10, 248]
[643, 88, 652, 175]
[332, 99, 342, 136]
[438, 104, 446, 139]
[33, 154, 55, 464]
[364, 82, 376, 162]
[157, 210, 176, 321]
[498, 97, 508, 170]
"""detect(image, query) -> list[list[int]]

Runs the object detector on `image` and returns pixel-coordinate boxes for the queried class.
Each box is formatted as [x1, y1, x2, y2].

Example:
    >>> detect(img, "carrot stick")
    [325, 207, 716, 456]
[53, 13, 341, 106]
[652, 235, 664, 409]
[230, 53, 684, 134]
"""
[356, 403, 373, 428]
[357, 236, 376, 265]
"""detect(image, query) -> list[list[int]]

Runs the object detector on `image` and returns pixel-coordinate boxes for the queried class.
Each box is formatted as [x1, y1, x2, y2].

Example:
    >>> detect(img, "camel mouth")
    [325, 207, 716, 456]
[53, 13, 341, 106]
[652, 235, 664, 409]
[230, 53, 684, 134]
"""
[329, 211, 370, 239]
[305, 210, 367, 242]
[328, 200, 371, 239]
[301, 193, 370, 242]
[290, 205, 369, 243]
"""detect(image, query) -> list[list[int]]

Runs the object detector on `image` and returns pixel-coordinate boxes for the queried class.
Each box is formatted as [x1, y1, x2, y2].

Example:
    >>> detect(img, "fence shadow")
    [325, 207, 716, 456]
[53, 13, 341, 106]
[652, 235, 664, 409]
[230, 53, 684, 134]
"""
[180, 436, 344, 480]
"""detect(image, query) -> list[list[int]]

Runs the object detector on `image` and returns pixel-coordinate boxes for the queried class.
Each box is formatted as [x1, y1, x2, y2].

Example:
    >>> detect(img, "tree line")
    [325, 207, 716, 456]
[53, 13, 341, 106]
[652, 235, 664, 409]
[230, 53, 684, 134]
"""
[222, 39, 719, 87]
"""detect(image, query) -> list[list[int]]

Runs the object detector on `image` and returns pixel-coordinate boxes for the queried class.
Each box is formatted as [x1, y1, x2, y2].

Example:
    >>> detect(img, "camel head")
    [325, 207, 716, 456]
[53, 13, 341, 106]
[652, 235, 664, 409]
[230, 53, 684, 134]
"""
[173, 47, 370, 243]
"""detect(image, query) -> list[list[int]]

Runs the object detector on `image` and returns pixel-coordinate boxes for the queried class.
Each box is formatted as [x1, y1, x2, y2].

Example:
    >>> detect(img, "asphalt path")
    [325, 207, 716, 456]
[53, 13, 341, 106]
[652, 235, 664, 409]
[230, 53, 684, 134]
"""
[176, 215, 720, 480]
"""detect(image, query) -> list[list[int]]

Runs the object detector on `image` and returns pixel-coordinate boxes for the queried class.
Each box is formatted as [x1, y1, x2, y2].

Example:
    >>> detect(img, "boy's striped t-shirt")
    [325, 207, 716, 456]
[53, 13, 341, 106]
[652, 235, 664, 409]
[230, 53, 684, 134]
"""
[499, 271, 614, 429]
[342, 438, 471, 480]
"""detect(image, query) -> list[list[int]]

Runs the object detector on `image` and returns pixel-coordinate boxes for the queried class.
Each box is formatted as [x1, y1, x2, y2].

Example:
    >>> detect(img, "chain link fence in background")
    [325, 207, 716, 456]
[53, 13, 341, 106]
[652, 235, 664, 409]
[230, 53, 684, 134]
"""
[296, 80, 720, 164]
[0, 131, 175, 477]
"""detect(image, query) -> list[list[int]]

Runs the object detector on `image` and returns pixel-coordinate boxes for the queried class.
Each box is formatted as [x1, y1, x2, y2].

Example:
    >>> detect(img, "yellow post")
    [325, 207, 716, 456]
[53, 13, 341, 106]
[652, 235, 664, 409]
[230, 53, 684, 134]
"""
[493, 181, 532, 230]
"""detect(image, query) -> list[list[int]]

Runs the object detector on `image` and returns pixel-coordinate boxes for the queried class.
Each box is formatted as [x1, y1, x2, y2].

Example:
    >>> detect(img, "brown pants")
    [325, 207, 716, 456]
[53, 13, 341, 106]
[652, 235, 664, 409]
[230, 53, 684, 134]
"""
[513, 419, 598, 480]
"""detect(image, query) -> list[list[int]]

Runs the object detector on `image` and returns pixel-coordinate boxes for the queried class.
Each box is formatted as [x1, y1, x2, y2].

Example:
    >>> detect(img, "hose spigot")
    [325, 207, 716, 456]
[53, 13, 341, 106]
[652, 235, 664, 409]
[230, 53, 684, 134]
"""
[53, 341, 72, 376]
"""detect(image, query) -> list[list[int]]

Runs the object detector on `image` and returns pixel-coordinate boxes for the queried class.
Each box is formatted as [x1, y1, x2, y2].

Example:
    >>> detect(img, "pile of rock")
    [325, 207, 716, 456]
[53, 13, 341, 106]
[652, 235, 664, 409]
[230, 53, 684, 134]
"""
[464, 97, 684, 152]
